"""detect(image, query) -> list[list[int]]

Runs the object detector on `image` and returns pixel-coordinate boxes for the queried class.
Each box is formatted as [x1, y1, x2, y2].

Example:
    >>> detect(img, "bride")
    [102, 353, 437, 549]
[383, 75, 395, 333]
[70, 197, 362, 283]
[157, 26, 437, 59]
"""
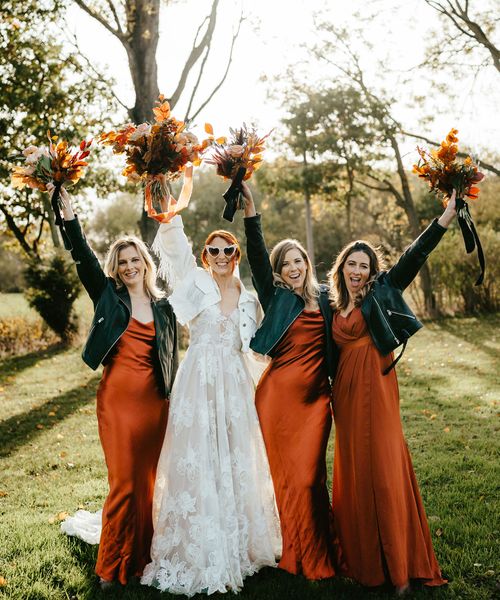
[141, 185, 281, 595]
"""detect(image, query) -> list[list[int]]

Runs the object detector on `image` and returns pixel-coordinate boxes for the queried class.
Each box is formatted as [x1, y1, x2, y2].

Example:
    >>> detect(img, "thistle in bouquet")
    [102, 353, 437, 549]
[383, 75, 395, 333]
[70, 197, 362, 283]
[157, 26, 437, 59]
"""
[413, 128, 485, 284]
[204, 124, 271, 221]
[100, 95, 202, 223]
[11, 132, 92, 249]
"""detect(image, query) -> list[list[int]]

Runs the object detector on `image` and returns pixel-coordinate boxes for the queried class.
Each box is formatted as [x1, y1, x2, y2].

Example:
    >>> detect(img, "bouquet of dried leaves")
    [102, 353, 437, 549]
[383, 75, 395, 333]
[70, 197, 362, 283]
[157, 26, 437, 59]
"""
[204, 124, 271, 221]
[100, 95, 205, 223]
[413, 129, 485, 285]
[11, 132, 92, 248]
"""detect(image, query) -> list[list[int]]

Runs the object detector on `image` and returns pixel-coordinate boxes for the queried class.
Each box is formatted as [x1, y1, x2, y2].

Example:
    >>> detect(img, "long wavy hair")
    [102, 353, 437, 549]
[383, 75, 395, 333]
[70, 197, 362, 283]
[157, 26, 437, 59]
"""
[270, 238, 319, 304]
[328, 240, 383, 311]
[201, 229, 241, 273]
[104, 236, 164, 300]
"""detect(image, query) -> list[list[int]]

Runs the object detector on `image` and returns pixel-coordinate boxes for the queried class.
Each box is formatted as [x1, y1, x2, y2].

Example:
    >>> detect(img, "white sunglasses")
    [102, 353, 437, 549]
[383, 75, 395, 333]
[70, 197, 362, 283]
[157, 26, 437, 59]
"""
[206, 245, 237, 258]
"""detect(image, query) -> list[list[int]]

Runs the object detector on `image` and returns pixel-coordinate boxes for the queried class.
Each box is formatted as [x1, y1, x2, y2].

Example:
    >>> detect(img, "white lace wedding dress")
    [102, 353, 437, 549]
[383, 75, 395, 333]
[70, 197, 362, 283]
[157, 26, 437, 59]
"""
[141, 304, 281, 596]
[140, 216, 281, 596]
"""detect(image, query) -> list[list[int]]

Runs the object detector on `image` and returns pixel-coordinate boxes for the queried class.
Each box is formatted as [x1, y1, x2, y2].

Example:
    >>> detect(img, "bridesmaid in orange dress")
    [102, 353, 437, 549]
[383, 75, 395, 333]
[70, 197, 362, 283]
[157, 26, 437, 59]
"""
[242, 183, 339, 579]
[328, 193, 457, 593]
[95, 318, 168, 584]
[57, 186, 177, 588]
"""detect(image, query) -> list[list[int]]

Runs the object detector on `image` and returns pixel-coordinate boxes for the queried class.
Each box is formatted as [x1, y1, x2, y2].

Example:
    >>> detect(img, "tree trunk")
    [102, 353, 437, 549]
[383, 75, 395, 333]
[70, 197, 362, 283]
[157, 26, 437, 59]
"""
[42, 195, 61, 248]
[389, 134, 438, 316]
[124, 0, 161, 245]
[302, 151, 315, 270]
[304, 192, 315, 271]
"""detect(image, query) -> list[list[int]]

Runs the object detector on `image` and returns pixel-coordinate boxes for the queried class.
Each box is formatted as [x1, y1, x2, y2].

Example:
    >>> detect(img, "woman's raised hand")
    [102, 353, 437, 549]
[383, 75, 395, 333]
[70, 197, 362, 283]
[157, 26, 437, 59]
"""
[46, 183, 75, 220]
[437, 188, 457, 229]
[241, 181, 257, 218]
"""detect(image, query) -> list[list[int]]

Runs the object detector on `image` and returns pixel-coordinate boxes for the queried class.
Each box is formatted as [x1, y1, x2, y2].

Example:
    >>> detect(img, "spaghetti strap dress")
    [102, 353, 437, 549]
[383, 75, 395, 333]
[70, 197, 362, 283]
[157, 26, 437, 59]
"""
[95, 317, 168, 584]
[332, 307, 446, 588]
[255, 310, 337, 579]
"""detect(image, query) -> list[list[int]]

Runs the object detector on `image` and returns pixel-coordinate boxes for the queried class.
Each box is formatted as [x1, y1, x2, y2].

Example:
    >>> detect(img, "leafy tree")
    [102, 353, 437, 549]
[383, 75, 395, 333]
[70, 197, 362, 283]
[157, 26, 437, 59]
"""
[0, 0, 118, 258]
[87, 192, 142, 256]
[24, 252, 82, 342]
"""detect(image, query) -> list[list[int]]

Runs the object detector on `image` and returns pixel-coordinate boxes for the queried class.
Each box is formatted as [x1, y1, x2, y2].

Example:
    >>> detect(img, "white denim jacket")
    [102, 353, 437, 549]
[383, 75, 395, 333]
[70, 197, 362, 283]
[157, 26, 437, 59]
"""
[152, 215, 261, 353]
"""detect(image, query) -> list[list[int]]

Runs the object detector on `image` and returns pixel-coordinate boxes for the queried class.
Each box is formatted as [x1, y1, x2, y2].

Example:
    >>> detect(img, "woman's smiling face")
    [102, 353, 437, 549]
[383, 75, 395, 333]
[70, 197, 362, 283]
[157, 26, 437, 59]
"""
[342, 250, 371, 295]
[204, 236, 237, 276]
[280, 248, 307, 294]
[117, 245, 146, 288]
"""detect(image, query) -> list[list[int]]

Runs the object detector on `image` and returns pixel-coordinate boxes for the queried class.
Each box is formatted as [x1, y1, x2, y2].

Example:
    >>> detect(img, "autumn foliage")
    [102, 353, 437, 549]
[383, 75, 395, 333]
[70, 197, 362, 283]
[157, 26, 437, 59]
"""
[413, 129, 484, 202]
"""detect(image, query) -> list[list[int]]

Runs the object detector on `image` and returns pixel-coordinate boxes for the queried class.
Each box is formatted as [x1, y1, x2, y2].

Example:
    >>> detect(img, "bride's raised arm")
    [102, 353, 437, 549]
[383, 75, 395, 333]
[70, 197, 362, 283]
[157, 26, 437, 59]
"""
[150, 170, 197, 288]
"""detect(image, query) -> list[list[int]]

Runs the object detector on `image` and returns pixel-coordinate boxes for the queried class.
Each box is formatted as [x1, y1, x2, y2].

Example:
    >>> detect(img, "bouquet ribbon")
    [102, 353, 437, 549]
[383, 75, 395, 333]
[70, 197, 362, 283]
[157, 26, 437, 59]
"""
[145, 169, 193, 223]
[456, 197, 485, 286]
[50, 183, 73, 251]
[222, 166, 247, 222]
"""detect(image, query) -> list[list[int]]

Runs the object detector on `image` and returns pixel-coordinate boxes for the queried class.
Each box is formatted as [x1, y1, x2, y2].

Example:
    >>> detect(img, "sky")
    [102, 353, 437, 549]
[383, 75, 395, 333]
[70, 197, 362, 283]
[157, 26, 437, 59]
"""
[66, 0, 499, 168]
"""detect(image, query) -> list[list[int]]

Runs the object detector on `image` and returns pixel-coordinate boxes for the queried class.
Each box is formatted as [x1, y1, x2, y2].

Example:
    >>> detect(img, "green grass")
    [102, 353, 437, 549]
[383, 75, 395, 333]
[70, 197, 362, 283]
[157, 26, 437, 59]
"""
[0, 314, 498, 599]
[0, 293, 37, 319]
[0, 293, 93, 327]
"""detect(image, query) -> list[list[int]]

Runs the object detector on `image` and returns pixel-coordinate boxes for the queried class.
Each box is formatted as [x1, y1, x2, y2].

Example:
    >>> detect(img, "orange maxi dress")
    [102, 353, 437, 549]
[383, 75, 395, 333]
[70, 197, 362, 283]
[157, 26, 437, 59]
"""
[332, 308, 446, 588]
[95, 318, 169, 584]
[256, 310, 336, 579]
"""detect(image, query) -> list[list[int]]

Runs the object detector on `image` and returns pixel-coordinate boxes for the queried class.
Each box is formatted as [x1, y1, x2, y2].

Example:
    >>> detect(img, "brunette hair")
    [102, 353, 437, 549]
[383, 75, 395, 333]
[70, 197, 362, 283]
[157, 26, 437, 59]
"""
[200, 230, 241, 272]
[270, 238, 319, 304]
[328, 240, 383, 311]
[104, 236, 164, 299]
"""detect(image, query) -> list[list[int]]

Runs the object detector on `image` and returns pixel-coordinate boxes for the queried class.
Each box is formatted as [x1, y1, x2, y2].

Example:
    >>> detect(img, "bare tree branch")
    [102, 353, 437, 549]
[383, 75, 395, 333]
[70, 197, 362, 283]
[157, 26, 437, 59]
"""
[184, 46, 211, 121]
[188, 12, 243, 122]
[105, 0, 123, 35]
[65, 29, 131, 114]
[424, 0, 500, 71]
[169, 0, 220, 108]
[0, 203, 35, 257]
[403, 131, 500, 176]
[73, 0, 127, 43]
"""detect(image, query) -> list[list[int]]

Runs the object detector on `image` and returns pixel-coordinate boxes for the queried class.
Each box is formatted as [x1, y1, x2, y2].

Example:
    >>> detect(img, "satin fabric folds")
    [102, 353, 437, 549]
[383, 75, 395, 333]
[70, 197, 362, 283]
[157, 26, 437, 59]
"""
[256, 310, 337, 579]
[332, 308, 446, 588]
[95, 318, 168, 584]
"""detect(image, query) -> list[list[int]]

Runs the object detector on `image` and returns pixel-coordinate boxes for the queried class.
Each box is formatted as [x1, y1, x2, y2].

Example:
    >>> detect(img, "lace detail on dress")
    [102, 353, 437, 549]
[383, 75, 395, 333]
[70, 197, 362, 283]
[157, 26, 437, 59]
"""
[141, 304, 281, 596]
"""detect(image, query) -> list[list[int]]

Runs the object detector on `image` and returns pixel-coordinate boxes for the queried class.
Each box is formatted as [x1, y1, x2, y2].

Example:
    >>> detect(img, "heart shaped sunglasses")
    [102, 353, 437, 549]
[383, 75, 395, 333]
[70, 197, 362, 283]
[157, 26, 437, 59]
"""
[205, 245, 237, 258]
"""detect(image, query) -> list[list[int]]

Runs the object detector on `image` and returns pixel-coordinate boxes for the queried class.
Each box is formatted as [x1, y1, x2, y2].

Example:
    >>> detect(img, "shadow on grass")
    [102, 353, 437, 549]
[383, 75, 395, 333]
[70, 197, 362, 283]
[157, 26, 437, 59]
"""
[56, 545, 453, 600]
[0, 343, 69, 386]
[431, 314, 500, 361]
[0, 375, 100, 458]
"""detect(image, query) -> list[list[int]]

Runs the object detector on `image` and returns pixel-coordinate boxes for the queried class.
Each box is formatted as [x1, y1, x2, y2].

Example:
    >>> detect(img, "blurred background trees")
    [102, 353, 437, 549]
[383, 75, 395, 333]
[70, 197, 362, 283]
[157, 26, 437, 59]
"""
[0, 0, 498, 349]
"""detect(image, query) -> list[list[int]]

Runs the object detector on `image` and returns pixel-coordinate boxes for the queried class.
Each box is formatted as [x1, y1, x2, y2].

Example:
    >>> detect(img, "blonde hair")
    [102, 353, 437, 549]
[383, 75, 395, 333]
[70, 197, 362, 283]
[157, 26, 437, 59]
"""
[104, 235, 165, 300]
[328, 240, 383, 311]
[270, 238, 319, 304]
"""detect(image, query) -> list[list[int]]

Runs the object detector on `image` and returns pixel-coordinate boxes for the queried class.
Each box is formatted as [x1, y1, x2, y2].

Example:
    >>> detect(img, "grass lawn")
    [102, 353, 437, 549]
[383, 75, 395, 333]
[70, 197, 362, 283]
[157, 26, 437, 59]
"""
[0, 311, 498, 599]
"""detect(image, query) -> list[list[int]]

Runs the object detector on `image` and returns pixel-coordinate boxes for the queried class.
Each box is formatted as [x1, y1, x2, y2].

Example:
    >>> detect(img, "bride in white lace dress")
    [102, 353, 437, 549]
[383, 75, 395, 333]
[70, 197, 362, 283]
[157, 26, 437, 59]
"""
[140, 213, 281, 596]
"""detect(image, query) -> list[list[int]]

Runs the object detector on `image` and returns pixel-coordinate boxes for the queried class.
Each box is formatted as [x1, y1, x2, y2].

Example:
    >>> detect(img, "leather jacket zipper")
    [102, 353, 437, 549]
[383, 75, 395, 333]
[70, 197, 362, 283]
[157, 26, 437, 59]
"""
[387, 309, 416, 319]
[373, 296, 399, 345]
[87, 316, 104, 338]
[101, 298, 131, 363]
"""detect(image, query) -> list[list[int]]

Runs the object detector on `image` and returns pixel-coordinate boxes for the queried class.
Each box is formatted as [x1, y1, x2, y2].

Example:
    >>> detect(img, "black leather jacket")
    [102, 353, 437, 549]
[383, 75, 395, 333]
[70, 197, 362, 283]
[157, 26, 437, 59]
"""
[64, 218, 178, 397]
[244, 214, 339, 380]
[361, 218, 447, 356]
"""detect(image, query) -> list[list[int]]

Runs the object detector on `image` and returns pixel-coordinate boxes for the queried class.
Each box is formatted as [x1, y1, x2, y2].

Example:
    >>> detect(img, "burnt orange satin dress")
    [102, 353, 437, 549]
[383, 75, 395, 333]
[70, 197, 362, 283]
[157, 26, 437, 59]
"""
[95, 318, 168, 584]
[256, 310, 336, 579]
[332, 308, 446, 588]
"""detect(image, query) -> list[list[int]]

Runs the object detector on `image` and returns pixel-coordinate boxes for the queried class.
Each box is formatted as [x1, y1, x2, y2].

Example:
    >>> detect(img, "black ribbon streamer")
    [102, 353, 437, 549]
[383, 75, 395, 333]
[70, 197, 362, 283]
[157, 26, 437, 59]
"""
[222, 166, 247, 222]
[456, 196, 485, 286]
[50, 183, 72, 251]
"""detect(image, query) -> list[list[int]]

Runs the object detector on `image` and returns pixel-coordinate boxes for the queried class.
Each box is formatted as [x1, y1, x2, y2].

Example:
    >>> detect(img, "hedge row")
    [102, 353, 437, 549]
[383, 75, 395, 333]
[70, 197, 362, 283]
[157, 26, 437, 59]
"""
[0, 316, 59, 358]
